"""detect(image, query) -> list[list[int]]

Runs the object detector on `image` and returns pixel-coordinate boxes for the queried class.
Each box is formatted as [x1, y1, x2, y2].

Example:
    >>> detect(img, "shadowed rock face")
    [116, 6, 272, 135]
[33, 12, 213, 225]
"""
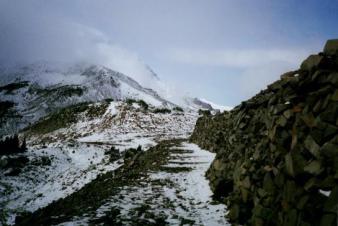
[190, 40, 338, 226]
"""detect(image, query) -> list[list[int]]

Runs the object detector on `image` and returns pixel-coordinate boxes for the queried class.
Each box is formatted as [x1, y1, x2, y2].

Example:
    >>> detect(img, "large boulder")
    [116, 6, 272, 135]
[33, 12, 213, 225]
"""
[105, 146, 121, 162]
[300, 54, 324, 71]
[324, 39, 338, 56]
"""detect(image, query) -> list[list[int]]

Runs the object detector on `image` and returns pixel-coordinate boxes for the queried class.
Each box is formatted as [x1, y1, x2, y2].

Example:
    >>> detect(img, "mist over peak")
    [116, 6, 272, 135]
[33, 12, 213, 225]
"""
[0, 1, 167, 97]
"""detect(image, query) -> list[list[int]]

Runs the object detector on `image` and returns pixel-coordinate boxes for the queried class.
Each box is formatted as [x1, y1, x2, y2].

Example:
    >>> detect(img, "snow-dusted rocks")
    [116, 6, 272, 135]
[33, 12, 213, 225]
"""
[0, 99, 199, 225]
[0, 62, 175, 136]
[0, 61, 227, 225]
[12, 141, 228, 226]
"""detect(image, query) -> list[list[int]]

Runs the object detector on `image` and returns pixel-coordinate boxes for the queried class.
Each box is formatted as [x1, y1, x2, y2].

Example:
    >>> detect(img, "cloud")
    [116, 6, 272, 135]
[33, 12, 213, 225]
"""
[0, 0, 324, 107]
[165, 48, 310, 68]
[238, 62, 295, 99]
[163, 47, 311, 105]
[0, 1, 166, 94]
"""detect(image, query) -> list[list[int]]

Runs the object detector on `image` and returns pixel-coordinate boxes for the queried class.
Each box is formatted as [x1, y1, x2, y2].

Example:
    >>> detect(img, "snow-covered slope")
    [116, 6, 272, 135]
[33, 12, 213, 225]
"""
[0, 62, 176, 136]
[0, 60, 233, 225]
[26, 101, 198, 149]
[198, 98, 232, 112]
[182, 97, 232, 112]
[0, 100, 198, 225]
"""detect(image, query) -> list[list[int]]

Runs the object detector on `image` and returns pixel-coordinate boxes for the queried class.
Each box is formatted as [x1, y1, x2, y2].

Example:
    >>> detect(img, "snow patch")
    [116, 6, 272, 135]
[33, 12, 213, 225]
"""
[104, 102, 118, 116]
[87, 142, 229, 226]
[0, 144, 122, 225]
[199, 98, 232, 112]
[319, 189, 331, 197]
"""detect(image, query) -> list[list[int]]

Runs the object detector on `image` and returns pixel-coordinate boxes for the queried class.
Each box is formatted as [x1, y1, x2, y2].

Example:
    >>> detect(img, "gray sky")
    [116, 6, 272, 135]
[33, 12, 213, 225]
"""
[1, 0, 338, 106]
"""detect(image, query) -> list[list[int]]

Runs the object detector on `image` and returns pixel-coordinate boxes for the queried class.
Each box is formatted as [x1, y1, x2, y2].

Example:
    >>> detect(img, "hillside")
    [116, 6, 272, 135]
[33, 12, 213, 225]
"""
[0, 98, 199, 225]
[190, 40, 338, 225]
[0, 60, 231, 225]
[0, 62, 175, 136]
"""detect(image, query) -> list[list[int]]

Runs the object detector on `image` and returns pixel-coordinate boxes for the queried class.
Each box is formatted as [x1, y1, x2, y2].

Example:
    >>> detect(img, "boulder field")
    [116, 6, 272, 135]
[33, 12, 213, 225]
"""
[190, 40, 338, 226]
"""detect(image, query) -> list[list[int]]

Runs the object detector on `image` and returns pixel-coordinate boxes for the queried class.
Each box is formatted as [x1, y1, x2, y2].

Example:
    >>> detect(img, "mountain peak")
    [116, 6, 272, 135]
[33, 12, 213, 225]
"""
[0, 62, 177, 136]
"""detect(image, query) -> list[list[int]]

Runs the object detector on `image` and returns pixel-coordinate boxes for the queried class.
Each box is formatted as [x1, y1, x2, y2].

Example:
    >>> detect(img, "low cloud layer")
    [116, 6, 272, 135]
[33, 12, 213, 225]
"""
[0, 1, 164, 94]
[163, 47, 311, 103]
[0, 0, 335, 106]
[166, 48, 309, 68]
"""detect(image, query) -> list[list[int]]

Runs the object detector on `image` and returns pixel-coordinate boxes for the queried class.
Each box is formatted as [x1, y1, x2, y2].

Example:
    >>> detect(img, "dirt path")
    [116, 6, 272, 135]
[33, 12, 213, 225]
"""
[15, 140, 228, 226]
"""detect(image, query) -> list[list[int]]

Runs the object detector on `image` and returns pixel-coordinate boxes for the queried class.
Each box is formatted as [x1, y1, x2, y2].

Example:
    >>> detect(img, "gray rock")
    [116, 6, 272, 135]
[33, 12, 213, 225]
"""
[304, 135, 321, 159]
[323, 39, 338, 56]
[190, 40, 338, 226]
[300, 55, 324, 71]
[321, 142, 338, 158]
[304, 160, 322, 175]
[331, 89, 338, 101]
[285, 153, 295, 177]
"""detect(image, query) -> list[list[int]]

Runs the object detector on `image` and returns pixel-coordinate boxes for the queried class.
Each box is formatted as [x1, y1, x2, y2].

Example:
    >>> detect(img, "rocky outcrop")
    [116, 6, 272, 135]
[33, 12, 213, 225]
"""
[190, 40, 338, 226]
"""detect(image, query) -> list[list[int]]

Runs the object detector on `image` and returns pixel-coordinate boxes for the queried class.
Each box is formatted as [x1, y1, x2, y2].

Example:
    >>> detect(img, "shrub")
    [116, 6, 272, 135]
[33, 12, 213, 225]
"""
[0, 134, 26, 156]
[126, 99, 149, 110]
[126, 98, 135, 105]
[123, 145, 143, 160]
[25, 102, 90, 134]
[137, 100, 149, 110]
[104, 98, 114, 103]
[86, 103, 109, 119]
[0, 101, 15, 118]
[0, 100, 15, 108]
[153, 108, 171, 114]
[59, 86, 84, 97]
[173, 106, 184, 112]
[0, 81, 29, 94]
[106, 146, 121, 162]
[198, 109, 211, 116]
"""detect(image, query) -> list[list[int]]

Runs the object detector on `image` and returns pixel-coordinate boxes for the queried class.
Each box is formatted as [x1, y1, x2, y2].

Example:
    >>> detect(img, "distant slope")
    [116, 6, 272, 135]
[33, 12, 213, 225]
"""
[183, 97, 232, 112]
[198, 98, 232, 112]
[0, 62, 176, 136]
[0, 100, 198, 225]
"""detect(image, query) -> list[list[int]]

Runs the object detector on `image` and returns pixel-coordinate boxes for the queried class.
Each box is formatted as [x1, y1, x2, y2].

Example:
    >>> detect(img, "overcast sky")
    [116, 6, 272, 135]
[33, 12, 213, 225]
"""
[1, 0, 338, 106]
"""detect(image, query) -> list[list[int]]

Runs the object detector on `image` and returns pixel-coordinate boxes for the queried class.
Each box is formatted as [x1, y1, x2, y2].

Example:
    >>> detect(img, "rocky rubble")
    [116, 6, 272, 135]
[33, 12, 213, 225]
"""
[190, 40, 338, 225]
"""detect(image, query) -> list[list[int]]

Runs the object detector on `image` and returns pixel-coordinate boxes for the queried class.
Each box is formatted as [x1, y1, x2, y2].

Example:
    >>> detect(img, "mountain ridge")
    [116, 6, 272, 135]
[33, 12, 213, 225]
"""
[0, 62, 177, 136]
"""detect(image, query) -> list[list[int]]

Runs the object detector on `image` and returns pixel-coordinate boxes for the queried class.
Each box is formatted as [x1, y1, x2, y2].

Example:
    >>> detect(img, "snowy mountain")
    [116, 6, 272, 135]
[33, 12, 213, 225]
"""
[0, 62, 176, 136]
[0, 62, 202, 224]
[198, 98, 232, 112]
[182, 97, 232, 112]
[0, 61, 230, 225]
[0, 99, 199, 224]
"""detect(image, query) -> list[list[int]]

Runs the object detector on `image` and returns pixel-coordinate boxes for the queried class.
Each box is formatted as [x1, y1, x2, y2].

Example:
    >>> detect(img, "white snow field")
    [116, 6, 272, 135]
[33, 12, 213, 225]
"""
[0, 62, 229, 225]
[57, 142, 229, 226]
[0, 101, 199, 225]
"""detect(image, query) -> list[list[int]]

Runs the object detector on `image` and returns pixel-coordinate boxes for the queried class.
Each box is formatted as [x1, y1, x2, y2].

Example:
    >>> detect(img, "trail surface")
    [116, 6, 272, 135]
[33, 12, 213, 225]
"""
[15, 140, 229, 226]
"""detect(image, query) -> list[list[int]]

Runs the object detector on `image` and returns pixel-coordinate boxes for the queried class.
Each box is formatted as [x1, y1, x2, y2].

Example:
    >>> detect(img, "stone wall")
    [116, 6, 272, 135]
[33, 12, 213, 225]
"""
[190, 40, 338, 226]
